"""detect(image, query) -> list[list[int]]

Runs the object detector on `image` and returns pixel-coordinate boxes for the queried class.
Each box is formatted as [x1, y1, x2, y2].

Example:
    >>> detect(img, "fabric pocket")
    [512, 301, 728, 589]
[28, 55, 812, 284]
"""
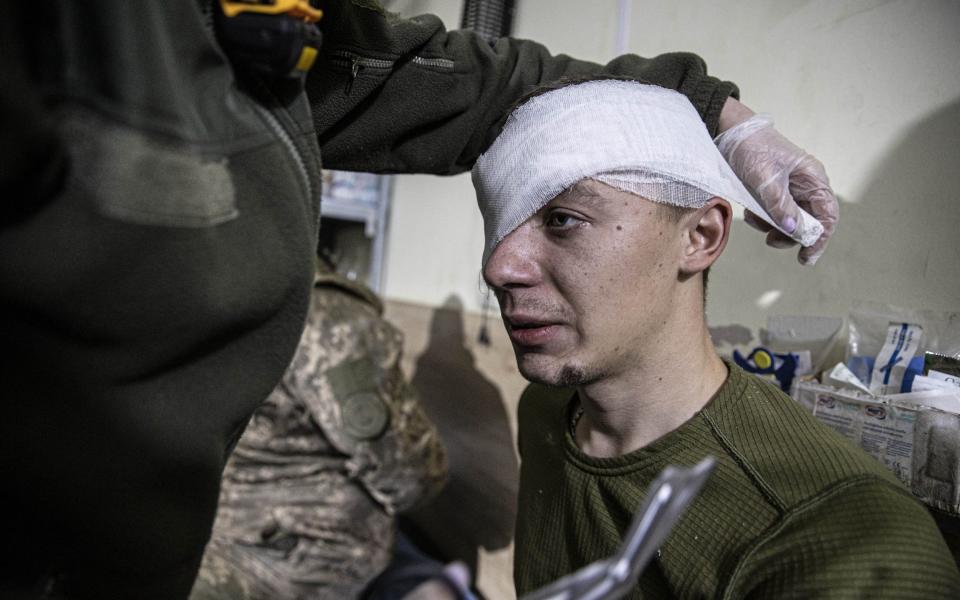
[62, 109, 238, 228]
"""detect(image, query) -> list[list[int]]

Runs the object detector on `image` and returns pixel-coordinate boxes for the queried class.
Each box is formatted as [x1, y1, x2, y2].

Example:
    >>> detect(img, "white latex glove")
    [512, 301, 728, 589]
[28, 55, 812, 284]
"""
[715, 114, 838, 266]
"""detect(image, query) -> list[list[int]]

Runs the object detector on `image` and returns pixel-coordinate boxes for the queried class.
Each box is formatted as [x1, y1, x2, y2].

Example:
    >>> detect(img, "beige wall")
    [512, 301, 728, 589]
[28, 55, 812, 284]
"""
[382, 0, 960, 334]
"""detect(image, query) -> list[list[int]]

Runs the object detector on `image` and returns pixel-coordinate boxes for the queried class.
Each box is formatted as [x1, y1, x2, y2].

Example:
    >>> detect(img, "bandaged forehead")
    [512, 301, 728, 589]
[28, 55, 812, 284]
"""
[473, 80, 782, 266]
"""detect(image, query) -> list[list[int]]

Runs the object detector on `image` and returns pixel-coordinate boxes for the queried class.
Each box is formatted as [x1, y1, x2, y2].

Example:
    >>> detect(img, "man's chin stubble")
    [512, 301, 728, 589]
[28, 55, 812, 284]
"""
[521, 362, 603, 388]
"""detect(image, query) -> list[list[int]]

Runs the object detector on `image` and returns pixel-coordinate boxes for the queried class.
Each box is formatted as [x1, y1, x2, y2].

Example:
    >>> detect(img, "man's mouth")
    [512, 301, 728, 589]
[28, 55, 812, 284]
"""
[505, 315, 562, 347]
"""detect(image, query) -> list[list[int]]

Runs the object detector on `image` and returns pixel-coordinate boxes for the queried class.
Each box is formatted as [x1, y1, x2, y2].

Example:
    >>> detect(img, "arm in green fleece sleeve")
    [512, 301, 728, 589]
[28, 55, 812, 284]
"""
[311, 0, 737, 175]
[729, 479, 960, 599]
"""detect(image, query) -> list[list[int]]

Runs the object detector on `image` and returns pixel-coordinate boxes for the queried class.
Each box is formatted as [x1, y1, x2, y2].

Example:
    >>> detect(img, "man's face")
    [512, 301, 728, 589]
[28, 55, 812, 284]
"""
[483, 179, 684, 387]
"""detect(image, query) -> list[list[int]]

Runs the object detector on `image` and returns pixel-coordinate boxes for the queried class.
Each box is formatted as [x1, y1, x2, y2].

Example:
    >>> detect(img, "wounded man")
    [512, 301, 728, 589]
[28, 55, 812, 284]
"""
[472, 79, 960, 598]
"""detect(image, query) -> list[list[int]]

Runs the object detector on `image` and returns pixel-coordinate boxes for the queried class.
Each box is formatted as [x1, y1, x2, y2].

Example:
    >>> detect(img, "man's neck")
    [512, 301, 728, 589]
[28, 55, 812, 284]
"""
[574, 317, 728, 459]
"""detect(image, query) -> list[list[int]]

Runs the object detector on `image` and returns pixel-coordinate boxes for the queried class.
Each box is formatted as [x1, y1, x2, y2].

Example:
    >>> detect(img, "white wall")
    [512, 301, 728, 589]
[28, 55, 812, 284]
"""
[379, 0, 487, 312]
[382, 0, 960, 333]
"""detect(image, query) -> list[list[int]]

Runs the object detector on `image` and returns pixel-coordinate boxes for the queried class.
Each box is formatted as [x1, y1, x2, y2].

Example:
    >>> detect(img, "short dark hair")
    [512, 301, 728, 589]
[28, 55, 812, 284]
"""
[655, 203, 711, 300]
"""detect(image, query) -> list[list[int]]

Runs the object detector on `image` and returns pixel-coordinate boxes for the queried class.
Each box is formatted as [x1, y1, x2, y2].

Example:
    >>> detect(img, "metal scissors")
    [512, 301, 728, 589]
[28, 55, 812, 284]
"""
[520, 456, 716, 600]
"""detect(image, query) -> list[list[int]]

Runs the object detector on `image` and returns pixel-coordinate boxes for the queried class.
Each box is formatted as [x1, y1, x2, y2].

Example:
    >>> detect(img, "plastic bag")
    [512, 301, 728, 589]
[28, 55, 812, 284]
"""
[846, 301, 960, 394]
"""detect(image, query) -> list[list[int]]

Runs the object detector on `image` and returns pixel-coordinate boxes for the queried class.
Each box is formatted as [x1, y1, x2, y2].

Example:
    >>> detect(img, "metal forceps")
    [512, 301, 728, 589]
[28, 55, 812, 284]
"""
[520, 456, 716, 600]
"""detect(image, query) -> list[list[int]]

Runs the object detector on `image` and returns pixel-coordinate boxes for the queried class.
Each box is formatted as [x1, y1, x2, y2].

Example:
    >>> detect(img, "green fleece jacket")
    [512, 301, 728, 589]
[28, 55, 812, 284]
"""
[0, 2, 735, 598]
[515, 364, 960, 598]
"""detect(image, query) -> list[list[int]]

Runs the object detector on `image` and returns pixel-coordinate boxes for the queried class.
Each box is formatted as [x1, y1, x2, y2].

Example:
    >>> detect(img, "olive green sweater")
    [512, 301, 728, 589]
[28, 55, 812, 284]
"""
[514, 364, 960, 599]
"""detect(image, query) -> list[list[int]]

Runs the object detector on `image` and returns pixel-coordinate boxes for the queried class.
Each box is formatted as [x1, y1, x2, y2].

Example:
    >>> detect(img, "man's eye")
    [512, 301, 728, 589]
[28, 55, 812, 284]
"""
[545, 212, 583, 229]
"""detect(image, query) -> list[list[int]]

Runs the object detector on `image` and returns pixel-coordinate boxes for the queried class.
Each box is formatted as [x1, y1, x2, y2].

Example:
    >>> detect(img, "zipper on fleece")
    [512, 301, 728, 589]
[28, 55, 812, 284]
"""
[252, 103, 313, 203]
[329, 50, 392, 94]
[329, 50, 454, 93]
[410, 56, 455, 70]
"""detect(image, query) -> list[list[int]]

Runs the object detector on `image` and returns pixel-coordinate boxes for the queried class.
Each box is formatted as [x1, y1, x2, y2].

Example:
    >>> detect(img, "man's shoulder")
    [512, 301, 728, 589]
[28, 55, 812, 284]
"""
[706, 365, 904, 510]
[305, 266, 399, 352]
[699, 368, 960, 596]
[313, 259, 384, 315]
[727, 473, 960, 597]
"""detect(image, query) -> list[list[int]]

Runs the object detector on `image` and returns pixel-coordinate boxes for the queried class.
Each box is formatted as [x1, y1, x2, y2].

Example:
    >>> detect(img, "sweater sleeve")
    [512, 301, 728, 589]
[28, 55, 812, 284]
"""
[727, 478, 960, 599]
[310, 0, 738, 175]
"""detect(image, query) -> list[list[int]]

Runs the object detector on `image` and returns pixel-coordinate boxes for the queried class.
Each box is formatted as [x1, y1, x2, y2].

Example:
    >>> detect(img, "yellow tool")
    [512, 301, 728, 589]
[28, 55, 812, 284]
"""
[217, 0, 324, 78]
[220, 0, 322, 21]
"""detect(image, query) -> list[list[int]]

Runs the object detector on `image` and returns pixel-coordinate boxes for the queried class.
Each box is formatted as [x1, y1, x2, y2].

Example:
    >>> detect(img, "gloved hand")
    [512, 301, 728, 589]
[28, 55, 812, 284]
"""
[715, 114, 838, 266]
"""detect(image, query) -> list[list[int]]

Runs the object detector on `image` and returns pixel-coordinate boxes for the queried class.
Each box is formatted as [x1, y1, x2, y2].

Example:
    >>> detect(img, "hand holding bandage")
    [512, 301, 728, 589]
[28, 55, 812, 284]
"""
[716, 114, 837, 266]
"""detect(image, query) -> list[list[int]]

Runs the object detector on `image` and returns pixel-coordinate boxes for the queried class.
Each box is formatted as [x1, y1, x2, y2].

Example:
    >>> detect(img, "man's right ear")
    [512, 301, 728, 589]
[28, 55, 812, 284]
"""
[679, 197, 732, 277]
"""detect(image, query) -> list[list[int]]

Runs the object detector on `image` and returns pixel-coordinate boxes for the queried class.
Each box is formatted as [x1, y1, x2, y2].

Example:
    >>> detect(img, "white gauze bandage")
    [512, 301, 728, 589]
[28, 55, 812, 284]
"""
[473, 80, 792, 266]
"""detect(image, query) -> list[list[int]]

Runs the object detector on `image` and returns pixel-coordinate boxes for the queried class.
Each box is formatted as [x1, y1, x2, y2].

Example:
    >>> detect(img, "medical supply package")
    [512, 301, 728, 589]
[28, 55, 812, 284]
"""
[794, 381, 960, 516]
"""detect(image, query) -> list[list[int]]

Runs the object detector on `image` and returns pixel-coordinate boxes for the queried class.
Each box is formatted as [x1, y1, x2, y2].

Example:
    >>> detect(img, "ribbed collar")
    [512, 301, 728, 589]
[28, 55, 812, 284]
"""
[562, 360, 748, 475]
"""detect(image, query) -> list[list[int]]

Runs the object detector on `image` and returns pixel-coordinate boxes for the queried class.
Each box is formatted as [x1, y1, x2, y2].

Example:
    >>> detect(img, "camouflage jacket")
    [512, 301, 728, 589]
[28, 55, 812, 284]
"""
[193, 264, 447, 600]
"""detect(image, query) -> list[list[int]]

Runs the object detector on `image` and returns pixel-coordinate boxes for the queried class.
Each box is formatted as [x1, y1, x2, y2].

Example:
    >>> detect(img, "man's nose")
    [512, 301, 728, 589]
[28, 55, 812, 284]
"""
[483, 225, 541, 291]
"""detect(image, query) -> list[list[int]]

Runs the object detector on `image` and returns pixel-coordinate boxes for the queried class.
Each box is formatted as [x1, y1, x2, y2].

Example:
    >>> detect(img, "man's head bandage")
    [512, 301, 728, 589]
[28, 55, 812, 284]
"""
[472, 80, 818, 266]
